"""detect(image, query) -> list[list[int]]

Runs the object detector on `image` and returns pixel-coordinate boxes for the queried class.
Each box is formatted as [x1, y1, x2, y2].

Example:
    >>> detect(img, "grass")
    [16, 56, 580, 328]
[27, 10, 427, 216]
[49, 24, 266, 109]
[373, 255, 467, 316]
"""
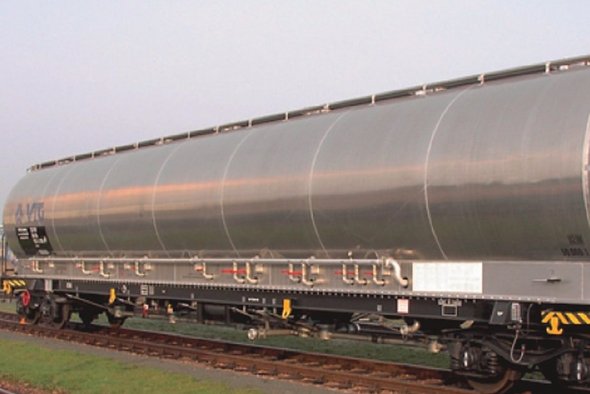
[122, 317, 450, 368]
[0, 299, 449, 369]
[0, 338, 260, 394]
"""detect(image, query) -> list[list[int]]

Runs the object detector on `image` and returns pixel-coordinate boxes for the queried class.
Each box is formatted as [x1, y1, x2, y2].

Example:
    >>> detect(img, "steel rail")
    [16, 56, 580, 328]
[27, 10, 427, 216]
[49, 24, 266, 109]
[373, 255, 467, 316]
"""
[0, 311, 466, 393]
[0, 311, 582, 393]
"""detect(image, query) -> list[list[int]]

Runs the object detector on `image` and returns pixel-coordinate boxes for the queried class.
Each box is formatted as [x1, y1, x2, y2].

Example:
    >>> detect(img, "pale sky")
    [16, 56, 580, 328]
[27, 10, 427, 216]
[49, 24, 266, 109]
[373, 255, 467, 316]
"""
[1, 1, 590, 211]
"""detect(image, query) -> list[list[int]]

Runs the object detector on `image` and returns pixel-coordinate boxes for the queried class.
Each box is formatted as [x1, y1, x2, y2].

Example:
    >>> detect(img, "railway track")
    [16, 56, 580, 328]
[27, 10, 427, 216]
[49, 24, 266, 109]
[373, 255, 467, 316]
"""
[0, 311, 577, 393]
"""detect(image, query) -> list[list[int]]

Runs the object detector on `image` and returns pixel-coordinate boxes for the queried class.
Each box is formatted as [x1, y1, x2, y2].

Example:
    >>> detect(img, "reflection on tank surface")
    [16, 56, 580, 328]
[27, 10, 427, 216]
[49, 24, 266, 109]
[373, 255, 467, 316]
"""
[4, 64, 590, 263]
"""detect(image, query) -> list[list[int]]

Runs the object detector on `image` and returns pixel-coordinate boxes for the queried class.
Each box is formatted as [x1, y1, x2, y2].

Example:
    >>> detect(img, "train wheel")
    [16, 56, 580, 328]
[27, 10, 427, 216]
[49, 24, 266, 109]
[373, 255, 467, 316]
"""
[59, 303, 71, 329]
[539, 352, 590, 387]
[79, 309, 98, 327]
[16, 291, 40, 324]
[106, 312, 127, 329]
[24, 309, 41, 324]
[539, 359, 560, 384]
[39, 296, 70, 329]
[466, 368, 522, 394]
[18, 306, 40, 325]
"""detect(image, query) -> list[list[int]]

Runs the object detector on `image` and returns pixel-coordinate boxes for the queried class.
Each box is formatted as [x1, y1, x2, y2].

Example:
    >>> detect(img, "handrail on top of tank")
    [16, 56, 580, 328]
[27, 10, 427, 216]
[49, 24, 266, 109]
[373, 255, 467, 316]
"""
[27, 54, 590, 173]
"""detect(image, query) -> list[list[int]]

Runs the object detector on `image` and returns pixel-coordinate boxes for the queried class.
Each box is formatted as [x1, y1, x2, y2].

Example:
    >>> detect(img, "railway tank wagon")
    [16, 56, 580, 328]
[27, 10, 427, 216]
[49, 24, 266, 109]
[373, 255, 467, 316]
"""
[4, 55, 590, 392]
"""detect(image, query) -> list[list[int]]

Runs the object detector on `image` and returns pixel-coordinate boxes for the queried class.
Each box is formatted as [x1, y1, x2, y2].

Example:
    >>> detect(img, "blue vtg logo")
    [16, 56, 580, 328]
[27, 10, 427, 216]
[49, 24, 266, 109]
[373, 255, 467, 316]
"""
[15, 202, 45, 226]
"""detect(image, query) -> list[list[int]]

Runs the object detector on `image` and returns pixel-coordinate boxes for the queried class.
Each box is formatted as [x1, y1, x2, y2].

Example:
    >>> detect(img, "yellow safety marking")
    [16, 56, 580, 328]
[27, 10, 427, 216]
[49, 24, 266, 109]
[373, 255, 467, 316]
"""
[547, 316, 564, 335]
[543, 312, 569, 324]
[2, 280, 12, 295]
[556, 312, 568, 325]
[566, 312, 582, 325]
[281, 298, 292, 319]
[542, 311, 590, 335]
[541, 312, 554, 324]
[108, 288, 116, 305]
[555, 312, 568, 324]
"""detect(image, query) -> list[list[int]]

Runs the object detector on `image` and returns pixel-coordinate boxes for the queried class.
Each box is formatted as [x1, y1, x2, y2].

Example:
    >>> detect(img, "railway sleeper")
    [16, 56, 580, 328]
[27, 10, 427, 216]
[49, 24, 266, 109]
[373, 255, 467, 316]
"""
[8, 281, 590, 392]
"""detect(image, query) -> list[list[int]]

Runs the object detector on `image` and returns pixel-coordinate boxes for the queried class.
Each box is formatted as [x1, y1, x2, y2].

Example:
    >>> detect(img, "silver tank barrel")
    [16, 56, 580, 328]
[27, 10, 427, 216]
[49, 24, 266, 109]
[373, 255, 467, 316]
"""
[4, 67, 590, 261]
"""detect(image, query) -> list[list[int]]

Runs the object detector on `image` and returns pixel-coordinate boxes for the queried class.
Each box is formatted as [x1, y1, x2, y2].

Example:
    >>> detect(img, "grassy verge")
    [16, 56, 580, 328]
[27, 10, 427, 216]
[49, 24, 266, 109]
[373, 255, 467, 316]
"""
[121, 317, 450, 368]
[0, 338, 259, 394]
[0, 299, 449, 369]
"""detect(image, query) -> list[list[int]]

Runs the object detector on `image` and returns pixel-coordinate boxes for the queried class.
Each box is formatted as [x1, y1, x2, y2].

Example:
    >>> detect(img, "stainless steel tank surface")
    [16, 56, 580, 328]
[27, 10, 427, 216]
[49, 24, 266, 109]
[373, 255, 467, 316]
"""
[5, 67, 590, 261]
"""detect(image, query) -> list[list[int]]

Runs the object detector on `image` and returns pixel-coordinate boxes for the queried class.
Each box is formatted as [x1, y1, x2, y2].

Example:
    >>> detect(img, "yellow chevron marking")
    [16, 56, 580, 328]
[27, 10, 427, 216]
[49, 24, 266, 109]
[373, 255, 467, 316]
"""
[541, 312, 554, 324]
[542, 311, 590, 336]
[555, 312, 569, 325]
[1, 279, 26, 294]
[566, 312, 582, 324]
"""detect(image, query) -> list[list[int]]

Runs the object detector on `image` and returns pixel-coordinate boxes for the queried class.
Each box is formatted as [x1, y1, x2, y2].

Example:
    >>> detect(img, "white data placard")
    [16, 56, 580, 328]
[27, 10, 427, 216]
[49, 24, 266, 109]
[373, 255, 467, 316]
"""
[412, 262, 483, 293]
